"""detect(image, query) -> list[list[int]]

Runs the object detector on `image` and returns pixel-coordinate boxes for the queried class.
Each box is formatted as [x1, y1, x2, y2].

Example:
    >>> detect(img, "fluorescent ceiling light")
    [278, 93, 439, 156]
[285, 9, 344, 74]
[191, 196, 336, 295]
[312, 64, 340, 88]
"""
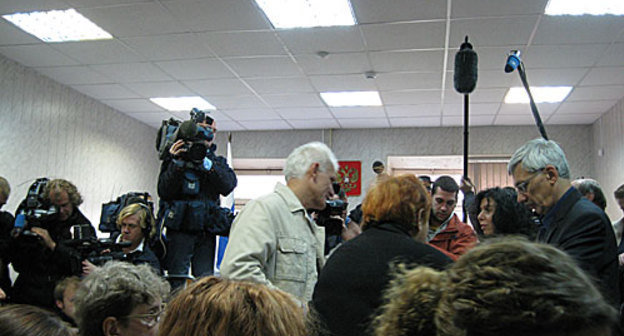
[504, 86, 572, 104]
[545, 0, 624, 16]
[321, 91, 382, 107]
[254, 0, 356, 29]
[2, 8, 113, 42]
[150, 97, 216, 111]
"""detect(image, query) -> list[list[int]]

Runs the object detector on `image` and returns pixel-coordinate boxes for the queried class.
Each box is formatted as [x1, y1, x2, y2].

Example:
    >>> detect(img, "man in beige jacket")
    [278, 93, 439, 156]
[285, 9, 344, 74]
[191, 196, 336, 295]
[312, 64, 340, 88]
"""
[220, 142, 338, 303]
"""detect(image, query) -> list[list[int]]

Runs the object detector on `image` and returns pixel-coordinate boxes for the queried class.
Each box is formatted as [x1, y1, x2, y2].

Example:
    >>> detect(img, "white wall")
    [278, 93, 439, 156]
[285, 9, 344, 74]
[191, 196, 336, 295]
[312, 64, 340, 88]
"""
[592, 97, 624, 221]
[0, 55, 161, 226]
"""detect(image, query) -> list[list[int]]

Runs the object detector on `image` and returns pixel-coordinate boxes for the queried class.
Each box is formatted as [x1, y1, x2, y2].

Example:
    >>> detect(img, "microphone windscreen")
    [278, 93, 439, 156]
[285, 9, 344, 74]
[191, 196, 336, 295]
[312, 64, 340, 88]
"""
[454, 46, 478, 94]
[177, 120, 198, 140]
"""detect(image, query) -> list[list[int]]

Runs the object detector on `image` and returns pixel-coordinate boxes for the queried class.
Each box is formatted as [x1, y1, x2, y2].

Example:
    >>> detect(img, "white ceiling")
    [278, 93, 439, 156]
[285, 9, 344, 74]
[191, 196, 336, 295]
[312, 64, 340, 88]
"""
[1, 0, 623, 131]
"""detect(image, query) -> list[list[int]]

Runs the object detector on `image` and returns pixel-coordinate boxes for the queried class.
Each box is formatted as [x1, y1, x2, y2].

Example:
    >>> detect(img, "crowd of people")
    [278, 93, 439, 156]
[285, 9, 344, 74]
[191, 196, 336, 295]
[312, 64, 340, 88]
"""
[1, 126, 624, 335]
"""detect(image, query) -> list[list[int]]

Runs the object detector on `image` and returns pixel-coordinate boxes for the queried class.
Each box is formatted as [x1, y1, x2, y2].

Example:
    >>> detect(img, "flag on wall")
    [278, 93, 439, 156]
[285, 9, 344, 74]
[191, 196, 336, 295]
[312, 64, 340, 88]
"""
[215, 133, 234, 274]
[337, 161, 361, 196]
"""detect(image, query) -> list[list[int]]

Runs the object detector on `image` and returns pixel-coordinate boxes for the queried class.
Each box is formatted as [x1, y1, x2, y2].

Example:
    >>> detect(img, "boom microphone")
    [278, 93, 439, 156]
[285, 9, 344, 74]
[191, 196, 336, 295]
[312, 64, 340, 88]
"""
[505, 50, 521, 73]
[454, 36, 478, 94]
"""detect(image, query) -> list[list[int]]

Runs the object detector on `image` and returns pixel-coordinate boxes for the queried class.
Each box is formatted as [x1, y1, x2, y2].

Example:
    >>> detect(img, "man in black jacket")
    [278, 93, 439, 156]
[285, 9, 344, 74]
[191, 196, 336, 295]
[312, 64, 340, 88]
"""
[10, 178, 94, 309]
[0, 176, 14, 301]
[158, 113, 237, 288]
[508, 138, 619, 306]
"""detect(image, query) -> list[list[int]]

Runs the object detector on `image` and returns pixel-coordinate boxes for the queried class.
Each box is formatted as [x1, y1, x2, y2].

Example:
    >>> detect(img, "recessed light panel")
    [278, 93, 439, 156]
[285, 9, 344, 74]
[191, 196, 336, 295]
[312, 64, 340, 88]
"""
[321, 91, 382, 107]
[504, 86, 572, 104]
[2, 8, 113, 42]
[254, 0, 356, 29]
[150, 97, 217, 111]
[545, 0, 624, 16]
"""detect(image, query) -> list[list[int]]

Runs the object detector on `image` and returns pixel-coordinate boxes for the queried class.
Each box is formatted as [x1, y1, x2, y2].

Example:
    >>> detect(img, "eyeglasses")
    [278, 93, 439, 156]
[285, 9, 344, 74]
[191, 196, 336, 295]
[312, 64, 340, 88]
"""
[123, 306, 164, 328]
[515, 170, 543, 193]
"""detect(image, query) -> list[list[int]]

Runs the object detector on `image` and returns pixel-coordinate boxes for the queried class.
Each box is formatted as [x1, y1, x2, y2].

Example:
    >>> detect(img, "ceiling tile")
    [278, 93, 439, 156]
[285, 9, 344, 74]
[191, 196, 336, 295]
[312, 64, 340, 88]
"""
[90, 63, 172, 83]
[597, 43, 624, 67]
[80, 3, 185, 37]
[239, 119, 293, 130]
[275, 107, 332, 119]
[389, 117, 441, 128]
[52, 40, 143, 64]
[295, 52, 371, 76]
[224, 56, 301, 77]
[309, 74, 378, 91]
[444, 88, 507, 104]
[567, 86, 624, 102]
[524, 44, 608, 68]
[556, 101, 617, 115]
[330, 107, 385, 119]
[0, 19, 41, 45]
[451, 0, 549, 18]
[155, 58, 235, 80]
[361, 21, 446, 51]
[35, 65, 113, 85]
[161, 0, 271, 32]
[581, 67, 624, 86]
[290, 119, 340, 129]
[0, 45, 78, 67]
[122, 111, 173, 123]
[524, 68, 588, 86]
[386, 104, 441, 118]
[100, 98, 162, 112]
[215, 120, 245, 131]
[532, 16, 624, 45]
[353, 0, 446, 23]
[443, 103, 500, 116]
[497, 103, 559, 115]
[208, 95, 266, 109]
[123, 81, 195, 97]
[64, 0, 151, 8]
[0, 0, 68, 13]
[442, 115, 495, 127]
[494, 114, 539, 125]
[370, 50, 444, 73]
[183, 78, 254, 96]
[463, 70, 521, 89]
[72, 83, 140, 99]
[262, 93, 325, 108]
[449, 16, 538, 47]
[122, 34, 213, 61]
[201, 31, 285, 57]
[223, 109, 281, 121]
[245, 77, 315, 94]
[547, 113, 601, 125]
[376, 72, 442, 90]
[382, 90, 442, 105]
[339, 118, 390, 128]
[278, 26, 366, 54]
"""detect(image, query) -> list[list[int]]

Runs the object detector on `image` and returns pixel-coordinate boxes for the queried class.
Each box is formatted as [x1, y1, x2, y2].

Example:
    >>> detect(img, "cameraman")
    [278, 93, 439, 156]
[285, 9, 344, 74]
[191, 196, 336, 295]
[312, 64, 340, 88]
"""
[319, 188, 361, 255]
[158, 113, 237, 288]
[9, 179, 94, 309]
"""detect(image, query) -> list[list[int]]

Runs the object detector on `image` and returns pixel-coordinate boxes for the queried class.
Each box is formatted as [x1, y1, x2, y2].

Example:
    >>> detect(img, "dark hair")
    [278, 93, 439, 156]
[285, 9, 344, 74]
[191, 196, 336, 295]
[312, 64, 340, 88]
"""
[431, 176, 459, 196]
[614, 184, 624, 200]
[0, 304, 74, 336]
[573, 179, 607, 210]
[471, 187, 536, 239]
[418, 175, 431, 184]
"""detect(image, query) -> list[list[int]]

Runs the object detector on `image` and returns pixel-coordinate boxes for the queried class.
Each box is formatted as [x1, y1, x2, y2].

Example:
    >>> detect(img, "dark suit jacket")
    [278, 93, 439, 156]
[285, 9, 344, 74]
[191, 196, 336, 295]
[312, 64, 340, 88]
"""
[537, 187, 619, 305]
[312, 223, 452, 336]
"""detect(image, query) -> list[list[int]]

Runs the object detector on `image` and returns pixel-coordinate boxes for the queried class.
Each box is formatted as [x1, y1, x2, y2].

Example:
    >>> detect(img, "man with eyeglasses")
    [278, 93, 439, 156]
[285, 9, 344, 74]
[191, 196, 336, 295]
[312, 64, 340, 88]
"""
[74, 261, 169, 336]
[427, 176, 478, 260]
[508, 138, 619, 306]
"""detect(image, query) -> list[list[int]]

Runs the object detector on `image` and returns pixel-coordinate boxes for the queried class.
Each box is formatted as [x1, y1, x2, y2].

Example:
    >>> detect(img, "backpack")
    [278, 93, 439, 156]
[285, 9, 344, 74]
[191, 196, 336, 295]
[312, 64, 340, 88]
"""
[155, 118, 181, 160]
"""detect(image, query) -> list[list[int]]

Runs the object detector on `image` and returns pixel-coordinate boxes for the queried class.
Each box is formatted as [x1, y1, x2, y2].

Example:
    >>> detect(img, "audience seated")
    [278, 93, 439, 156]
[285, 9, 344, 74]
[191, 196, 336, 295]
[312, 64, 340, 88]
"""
[312, 174, 452, 336]
[159, 276, 306, 336]
[470, 187, 537, 239]
[74, 261, 169, 336]
[0, 303, 75, 336]
[373, 238, 618, 336]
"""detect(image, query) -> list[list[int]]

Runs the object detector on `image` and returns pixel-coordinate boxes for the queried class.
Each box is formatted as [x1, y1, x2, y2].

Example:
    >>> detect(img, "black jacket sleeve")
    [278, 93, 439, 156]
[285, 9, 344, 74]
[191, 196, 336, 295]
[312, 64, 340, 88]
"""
[204, 151, 237, 197]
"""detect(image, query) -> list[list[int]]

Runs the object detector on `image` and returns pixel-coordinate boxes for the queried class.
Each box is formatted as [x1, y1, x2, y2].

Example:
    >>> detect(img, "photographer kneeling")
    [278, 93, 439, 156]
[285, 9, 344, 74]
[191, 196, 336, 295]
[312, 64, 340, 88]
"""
[10, 178, 95, 309]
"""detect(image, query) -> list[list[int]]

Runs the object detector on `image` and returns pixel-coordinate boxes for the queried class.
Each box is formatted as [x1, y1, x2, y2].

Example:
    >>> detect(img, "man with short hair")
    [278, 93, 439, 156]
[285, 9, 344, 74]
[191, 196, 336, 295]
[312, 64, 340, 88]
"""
[74, 261, 169, 336]
[508, 138, 619, 305]
[221, 142, 338, 302]
[10, 178, 95, 309]
[572, 178, 607, 211]
[613, 184, 624, 253]
[427, 176, 478, 260]
[54, 276, 80, 327]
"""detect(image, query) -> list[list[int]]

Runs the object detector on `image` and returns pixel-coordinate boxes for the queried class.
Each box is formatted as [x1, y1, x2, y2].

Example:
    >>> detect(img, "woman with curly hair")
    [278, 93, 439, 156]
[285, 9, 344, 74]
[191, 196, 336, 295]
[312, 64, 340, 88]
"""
[471, 187, 536, 239]
[373, 238, 618, 336]
[159, 276, 307, 336]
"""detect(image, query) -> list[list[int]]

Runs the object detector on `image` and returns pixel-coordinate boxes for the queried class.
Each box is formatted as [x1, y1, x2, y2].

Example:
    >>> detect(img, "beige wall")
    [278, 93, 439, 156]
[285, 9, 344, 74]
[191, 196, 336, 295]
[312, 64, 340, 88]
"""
[592, 97, 624, 221]
[0, 55, 160, 225]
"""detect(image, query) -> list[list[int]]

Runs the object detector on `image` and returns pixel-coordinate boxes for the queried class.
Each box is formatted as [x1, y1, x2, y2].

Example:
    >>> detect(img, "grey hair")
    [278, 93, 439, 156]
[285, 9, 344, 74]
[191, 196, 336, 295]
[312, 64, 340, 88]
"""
[507, 138, 570, 179]
[74, 261, 170, 336]
[572, 178, 607, 210]
[283, 142, 338, 181]
[0, 176, 10, 199]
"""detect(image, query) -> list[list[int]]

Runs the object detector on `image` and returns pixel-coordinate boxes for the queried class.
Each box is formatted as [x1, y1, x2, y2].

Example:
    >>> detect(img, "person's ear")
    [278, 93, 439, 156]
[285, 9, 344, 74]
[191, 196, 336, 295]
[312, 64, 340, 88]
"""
[543, 165, 559, 184]
[308, 163, 320, 180]
[102, 317, 120, 336]
[55, 300, 64, 310]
